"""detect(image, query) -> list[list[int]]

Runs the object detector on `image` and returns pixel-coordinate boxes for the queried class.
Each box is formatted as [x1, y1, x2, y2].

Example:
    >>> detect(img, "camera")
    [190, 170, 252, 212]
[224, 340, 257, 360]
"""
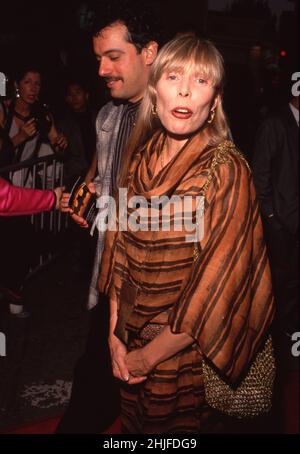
[30, 102, 52, 138]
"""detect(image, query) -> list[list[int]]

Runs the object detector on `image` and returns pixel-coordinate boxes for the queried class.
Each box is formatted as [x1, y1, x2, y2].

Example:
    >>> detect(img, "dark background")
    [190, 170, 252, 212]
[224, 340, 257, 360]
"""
[0, 0, 299, 154]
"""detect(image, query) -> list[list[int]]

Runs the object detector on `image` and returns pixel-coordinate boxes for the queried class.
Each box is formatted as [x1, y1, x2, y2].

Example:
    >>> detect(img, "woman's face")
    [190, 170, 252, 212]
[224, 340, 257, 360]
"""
[17, 71, 41, 105]
[155, 69, 218, 138]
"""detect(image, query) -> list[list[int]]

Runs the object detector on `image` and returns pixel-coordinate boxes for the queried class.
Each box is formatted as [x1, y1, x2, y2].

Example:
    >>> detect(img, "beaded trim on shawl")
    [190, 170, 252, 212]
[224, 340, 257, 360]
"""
[194, 140, 250, 260]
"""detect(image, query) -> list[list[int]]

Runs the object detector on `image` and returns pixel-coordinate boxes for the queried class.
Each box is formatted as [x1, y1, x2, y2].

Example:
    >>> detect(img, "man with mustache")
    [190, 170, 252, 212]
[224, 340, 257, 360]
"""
[57, 2, 159, 433]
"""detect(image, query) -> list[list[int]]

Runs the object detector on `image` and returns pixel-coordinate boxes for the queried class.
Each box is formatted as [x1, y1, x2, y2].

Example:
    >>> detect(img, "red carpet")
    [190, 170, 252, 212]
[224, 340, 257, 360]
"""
[3, 374, 299, 436]
[3, 416, 122, 435]
[5, 416, 62, 434]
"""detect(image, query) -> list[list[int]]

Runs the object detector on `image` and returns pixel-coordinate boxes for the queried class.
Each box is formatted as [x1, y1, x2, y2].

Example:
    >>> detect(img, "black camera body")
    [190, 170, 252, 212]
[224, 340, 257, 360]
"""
[30, 102, 52, 138]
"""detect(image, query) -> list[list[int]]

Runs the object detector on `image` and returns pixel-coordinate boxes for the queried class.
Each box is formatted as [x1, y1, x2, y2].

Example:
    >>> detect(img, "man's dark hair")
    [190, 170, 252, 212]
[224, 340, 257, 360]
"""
[92, 0, 161, 52]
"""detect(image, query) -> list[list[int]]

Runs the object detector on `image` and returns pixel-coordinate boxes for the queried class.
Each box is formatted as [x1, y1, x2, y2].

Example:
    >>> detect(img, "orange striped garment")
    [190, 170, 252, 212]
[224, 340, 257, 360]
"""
[98, 131, 275, 433]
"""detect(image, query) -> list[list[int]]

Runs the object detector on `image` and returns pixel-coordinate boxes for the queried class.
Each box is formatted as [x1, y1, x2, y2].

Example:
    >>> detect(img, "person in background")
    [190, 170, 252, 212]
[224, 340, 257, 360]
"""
[0, 175, 64, 314]
[65, 79, 97, 169]
[0, 65, 68, 187]
[0, 131, 64, 317]
[0, 65, 68, 317]
[57, 78, 98, 277]
[58, 78, 98, 187]
[0, 125, 14, 168]
[0, 130, 63, 313]
[252, 92, 299, 433]
[57, 1, 159, 434]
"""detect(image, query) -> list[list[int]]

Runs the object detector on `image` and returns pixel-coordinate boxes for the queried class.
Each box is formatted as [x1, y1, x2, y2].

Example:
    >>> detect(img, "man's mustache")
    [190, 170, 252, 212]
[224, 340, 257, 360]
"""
[103, 77, 123, 82]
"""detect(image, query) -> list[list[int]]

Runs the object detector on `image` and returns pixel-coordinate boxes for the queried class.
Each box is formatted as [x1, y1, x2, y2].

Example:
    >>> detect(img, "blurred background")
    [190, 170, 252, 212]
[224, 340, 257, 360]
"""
[0, 0, 298, 155]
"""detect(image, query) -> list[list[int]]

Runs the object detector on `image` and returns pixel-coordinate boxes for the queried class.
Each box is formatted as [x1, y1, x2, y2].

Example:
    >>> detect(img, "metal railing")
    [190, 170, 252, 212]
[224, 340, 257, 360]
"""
[0, 155, 68, 273]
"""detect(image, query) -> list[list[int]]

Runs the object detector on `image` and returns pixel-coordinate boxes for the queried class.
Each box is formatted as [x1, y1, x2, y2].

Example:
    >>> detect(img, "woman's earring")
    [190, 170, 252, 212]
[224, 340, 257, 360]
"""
[207, 109, 215, 124]
[151, 104, 157, 116]
[15, 87, 20, 98]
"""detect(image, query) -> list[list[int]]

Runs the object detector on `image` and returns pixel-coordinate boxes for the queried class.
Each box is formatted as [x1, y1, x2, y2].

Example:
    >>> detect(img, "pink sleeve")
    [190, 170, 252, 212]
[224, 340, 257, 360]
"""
[0, 177, 55, 216]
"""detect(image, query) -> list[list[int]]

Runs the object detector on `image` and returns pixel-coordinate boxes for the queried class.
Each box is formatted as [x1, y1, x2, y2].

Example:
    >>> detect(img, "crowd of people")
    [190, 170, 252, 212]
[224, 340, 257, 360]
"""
[0, 1, 298, 435]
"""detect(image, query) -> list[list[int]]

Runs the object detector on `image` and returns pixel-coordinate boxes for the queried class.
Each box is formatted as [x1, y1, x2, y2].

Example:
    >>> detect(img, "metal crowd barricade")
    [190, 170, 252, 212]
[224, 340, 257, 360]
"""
[0, 154, 68, 274]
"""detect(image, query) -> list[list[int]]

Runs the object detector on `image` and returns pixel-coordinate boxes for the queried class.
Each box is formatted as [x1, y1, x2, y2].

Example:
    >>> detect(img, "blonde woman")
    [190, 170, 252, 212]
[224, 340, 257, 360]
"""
[99, 35, 274, 434]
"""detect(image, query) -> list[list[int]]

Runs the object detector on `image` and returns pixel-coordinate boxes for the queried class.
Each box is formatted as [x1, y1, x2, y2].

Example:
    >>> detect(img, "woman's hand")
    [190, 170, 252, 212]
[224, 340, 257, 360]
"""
[125, 349, 152, 379]
[53, 186, 65, 209]
[108, 298, 146, 385]
[109, 334, 130, 382]
[19, 118, 38, 141]
[58, 182, 96, 228]
[109, 335, 147, 385]
[59, 192, 88, 227]
[12, 119, 38, 148]
[59, 192, 70, 212]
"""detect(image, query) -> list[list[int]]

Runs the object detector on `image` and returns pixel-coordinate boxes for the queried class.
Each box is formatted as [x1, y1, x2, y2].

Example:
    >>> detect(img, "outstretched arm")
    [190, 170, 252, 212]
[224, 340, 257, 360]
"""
[0, 177, 63, 216]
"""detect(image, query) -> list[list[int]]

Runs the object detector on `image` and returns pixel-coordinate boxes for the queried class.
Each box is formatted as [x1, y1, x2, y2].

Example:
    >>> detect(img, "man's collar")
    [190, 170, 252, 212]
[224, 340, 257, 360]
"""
[128, 98, 142, 107]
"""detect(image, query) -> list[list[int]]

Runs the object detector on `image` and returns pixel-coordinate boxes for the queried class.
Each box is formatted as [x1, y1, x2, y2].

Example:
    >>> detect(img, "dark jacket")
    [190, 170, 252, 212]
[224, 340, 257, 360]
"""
[252, 104, 299, 235]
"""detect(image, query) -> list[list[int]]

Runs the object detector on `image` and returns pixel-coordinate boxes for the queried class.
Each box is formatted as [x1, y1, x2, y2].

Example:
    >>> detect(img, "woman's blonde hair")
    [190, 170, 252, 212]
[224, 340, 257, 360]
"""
[118, 35, 230, 187]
